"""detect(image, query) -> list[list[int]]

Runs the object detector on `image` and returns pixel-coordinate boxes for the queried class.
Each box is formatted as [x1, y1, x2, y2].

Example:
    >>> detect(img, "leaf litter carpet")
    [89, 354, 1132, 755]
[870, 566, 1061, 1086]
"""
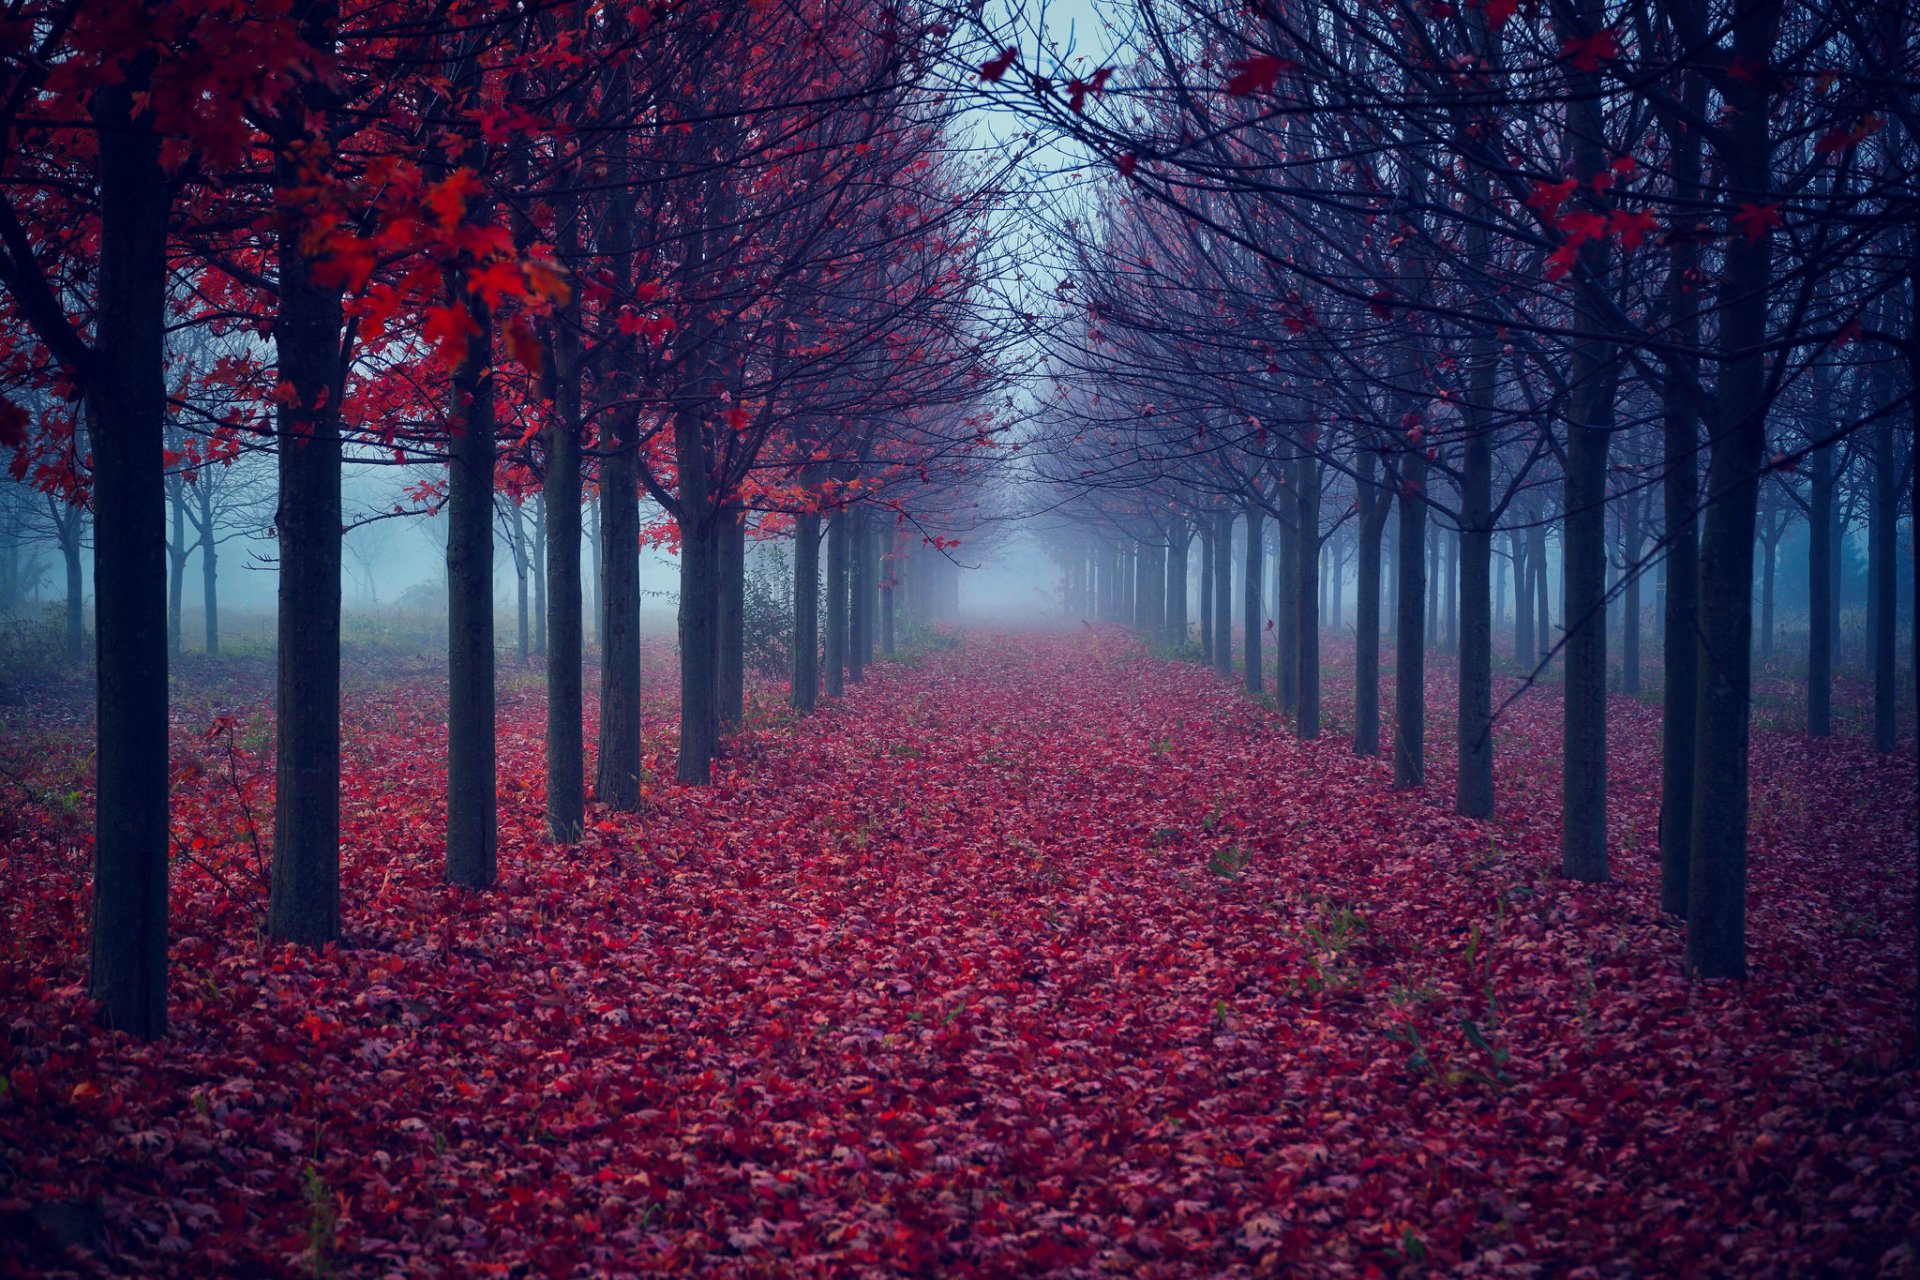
[1, 629, 1915, 1277]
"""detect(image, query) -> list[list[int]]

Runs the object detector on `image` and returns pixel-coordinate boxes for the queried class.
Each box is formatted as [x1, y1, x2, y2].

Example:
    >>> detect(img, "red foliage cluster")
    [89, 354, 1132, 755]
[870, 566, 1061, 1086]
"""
[2, 633, 1914, 1277]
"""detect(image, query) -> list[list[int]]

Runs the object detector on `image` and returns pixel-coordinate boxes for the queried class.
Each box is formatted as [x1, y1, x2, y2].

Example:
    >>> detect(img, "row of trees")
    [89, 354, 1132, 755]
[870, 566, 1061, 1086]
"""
[970, 0, 1917, 983]
[1, 0, 1013, 1037]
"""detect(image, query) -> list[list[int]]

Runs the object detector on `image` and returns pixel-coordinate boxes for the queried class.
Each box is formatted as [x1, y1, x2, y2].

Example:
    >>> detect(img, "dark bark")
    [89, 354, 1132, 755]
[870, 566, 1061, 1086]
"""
[511, 503, 530, 665]
[1394, 444, 1426, 789]
[1871, 409, 1897, 752]
[1198, 526, 1214, 664]
[1165, 527, 1188, 645]
[672, 379, 721, 784]
[676, 514, 720, 784]
[848, 508, 869, 684]
[1354, 449, 1386, 757]
[1212, 510, 1233, 677]
[824, 505, 848, 699]
[1760, 525, 1778, 663]
[1275, 498, 1297, 713]
[1534, 526, 1551, 664]
[1686, 0, 1784, 979]
[1242, 503, 1263, 694]
[1658, 52, 1704, 921]
[1558, 12, 1617, 883]
[267, 40, 347, 941]
[543, 288, 584, 841]
[532, 491, 547, 659]
[1453, 174, 1500, 811]
[1807, 432, 1834, 737]
[1513, 530, 1532, 665]
[199, 487, 219, 656]
[1457, 345, 1496, 817]
[446, 296, 497, 889]
[167, 487, 185, 657]
[86, 66, 172, 1037]
[61, 522, 84, 666]
[596, 416, 642, 809]
[717, 513, 745, 735]
[1621, 502, 1642, 694]
[793, 510, 821, 711]
[1296, 457, 1321, 740]
[1562, 406, 1612, 881]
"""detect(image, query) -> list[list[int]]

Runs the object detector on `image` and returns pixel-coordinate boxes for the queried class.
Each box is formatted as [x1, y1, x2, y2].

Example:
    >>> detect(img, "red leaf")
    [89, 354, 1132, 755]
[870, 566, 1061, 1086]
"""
[1608, 208, 1659, 251]
[979, 47, 1018, 82]
[1225, 54, 1291, 97]
[1114, 152, 1139, 179]
[1481, 0, 1520, 30]
[1559, 28, 1619, 73]
[1731, 201, 1782, 243]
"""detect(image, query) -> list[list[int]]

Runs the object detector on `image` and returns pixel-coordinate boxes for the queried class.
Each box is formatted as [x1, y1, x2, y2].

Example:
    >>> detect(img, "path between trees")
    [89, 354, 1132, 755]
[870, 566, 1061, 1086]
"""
[2, 628, 1915, 1276]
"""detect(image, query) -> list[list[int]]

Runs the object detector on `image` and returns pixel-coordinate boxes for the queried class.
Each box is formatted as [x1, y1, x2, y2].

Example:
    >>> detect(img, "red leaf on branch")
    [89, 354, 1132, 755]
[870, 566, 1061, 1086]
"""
[979, 47, 1018, 82]
[1559, 28, 1619, 73]
[1731, 202, 1782, 243]
[1609, 208, 1659, 251]
[1225, 54, 1291, 97]
[1481, 0, 1520, 29]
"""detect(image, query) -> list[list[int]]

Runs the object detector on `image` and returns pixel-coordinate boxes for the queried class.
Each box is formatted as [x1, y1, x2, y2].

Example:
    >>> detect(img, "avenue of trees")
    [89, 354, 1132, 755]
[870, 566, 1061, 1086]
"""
[0, 0, 1016, 1037]
[967, 0, 1917, 983]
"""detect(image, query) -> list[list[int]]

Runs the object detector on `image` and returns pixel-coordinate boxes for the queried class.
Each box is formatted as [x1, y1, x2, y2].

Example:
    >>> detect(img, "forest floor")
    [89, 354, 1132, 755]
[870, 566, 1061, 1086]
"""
[1, 627, 1916, 1278]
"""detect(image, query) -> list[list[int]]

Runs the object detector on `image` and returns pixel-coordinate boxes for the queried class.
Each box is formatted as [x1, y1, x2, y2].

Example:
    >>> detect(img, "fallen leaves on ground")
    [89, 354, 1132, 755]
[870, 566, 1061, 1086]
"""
[1, 629, 1914, 1277]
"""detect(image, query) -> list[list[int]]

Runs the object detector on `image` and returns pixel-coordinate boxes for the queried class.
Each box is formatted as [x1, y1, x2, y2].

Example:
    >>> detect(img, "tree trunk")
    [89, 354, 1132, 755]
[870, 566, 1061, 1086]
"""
[1296, 457, 1321, 740]
[882, 546, 897, 658]
[1213, 510, 1233, 678]
[1332, 540, 1345, 633]
[1562, 404, 1611, 881]
[824, 504, 848, 699]
[532, 491, 547, 658]
[1198, 526, 1214, 665]
[1513, 530, 1532, 665]
[1354, 450, 1386, 756]
[1394, 443, 1426, 789]
[676, 513, 720, 783]
[848, 508, 869, 684]
[1557, 17, 1617, 882]
[267, 67, 346, 942]
[1871, 410, 1897, 751]
[446, 292, 497, 889]
[1275, 505, 1297, 713]
[596, 416, 641, 809]
[543, 287, 584, 841]
[1426, 524, 1440, 648]
[717, 512, 745, 734]
[793, 510, 821, 711]
[1807, 433, 1834, 737]
[86, 67, 172, 1036]
[586, 494, 602, 646]
[1534, 526, 1551, 665]
[1687, 0, 1784, 978]
[199, 487, 219, 656]
[511, 501, 530, 665]
[1165, 528, 1188, 645]
[1760, 530, 1777, 664]
[1621, 500, 1642, 695]
[167, 488, 185, 658]
[61, 525, 84, 667]
[1458, 382, 1495, 817]
[1243, 502, 1264, 695]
